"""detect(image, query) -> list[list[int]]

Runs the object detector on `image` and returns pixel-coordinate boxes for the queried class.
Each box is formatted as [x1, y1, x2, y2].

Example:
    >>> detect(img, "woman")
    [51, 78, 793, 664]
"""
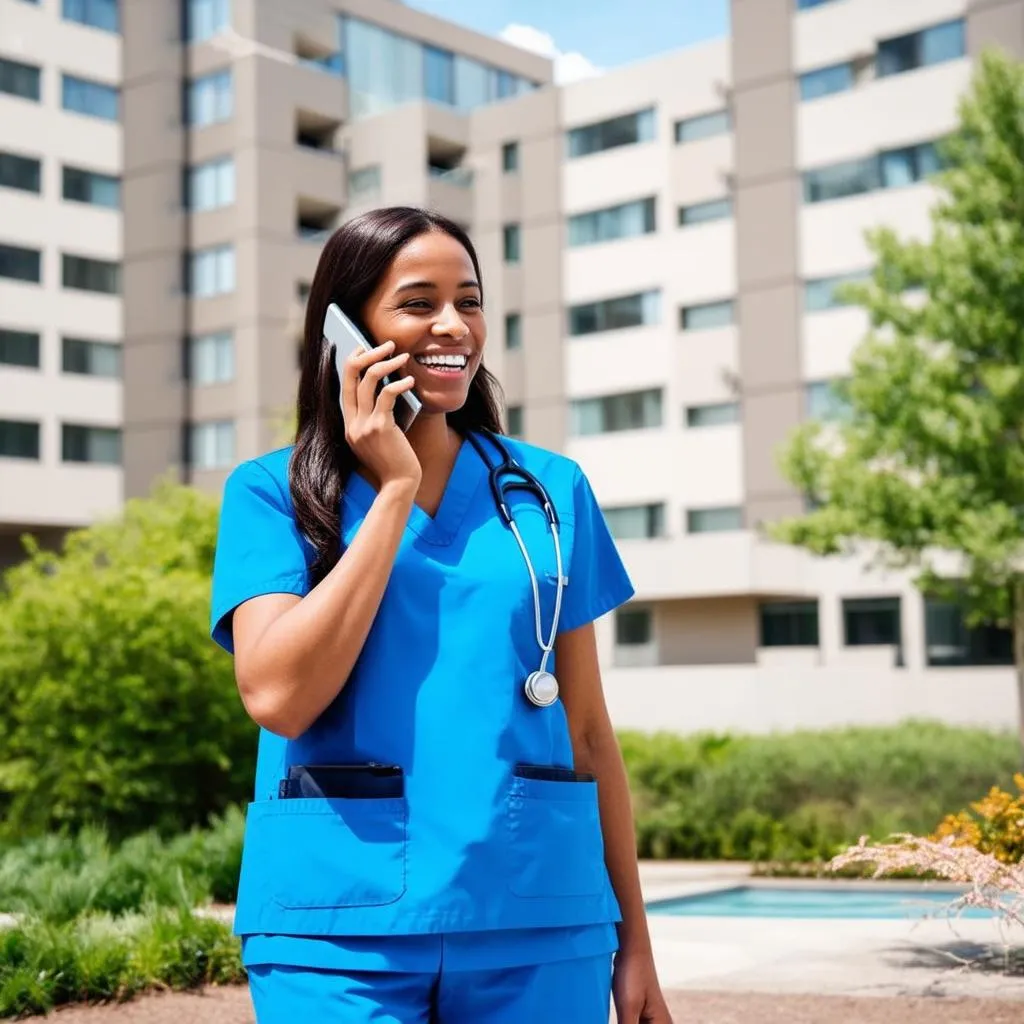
[210, 207, 673, 1023]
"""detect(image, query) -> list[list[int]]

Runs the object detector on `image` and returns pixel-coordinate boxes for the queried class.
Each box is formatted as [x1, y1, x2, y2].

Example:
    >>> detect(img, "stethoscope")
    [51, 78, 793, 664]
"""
[465, 430, 566, 708]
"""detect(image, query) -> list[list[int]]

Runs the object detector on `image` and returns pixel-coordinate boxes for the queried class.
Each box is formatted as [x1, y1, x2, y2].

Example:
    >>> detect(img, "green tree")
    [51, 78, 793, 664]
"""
[0, 480, 256, 839]
[769, 50, 1024, 760]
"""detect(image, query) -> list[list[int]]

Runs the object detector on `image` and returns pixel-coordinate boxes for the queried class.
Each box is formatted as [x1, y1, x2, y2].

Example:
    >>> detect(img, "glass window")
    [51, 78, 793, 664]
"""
[349, 165, 381, 201]
[603, 504, 664, 540]
[0, 151, 41, 193]
[678, 197, 732, 227]
[686, 506, 743, 533]
[62, 254, 120, 294]
[344, 17, 424, 119]
[567, 197, 656, 247]
[502, 141, 519, 173]
[803, 156, 879, 203]
[188, 245, 235, 297]
[686, 401, 739, 427]
[569, 290, 660, 337]
[797, 0, 842, 8]
[189, 420, 235, 469]
[0, 419, 40, 459]
[0, 57, 41, 101]
[186, 69, 233, 126]
[843, 596, 901, 646]
[680, 299, 734, 331]
[805, 379, 851, 421]
[760, 601, 820, 646]
[454, 55, 492, 111]
[0, 329, 40, 368]
[187, 0, 230, 42]
[877, 19, 965, 78]
[62, 0, 119, 32]
[424, 46, 454, 105]
[504, 313, 522, 351]
[62, 337, 120, 376]
[570, 388, 663, 436]
[880, 141, 942, 188]
[502, 223, 521, 263]
[799, 62, 854, 101]
[674, 110, 730, 144]
[63, 166, 120, 208]
[188, 331, 234, 384]
[61, 74, 118, 120]
[566, 108, 656, 159]
[804, 270, 871, 311]
[0, 243, 42, 283]
[506, 404, 523, 437]
[615, 607, 652, 646]
[185, 157, 234, 210]
[924, 597, 1014, 667]
[62, 424, 121, 464]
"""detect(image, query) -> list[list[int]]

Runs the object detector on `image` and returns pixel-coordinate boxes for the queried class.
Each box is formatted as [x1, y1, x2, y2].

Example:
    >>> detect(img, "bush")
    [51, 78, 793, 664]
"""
[932, 772, 1024, 863]
[0, 482, 257, 840]
[620, 721, 1018, 863]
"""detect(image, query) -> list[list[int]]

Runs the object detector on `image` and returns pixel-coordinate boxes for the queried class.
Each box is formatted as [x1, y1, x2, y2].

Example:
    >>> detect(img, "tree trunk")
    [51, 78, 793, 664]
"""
[1015, 578, 1024, 772]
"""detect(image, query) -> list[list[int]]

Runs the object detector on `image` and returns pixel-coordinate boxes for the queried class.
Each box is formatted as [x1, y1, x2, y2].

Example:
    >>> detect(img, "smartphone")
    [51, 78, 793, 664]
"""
[324, 302, 421, 432]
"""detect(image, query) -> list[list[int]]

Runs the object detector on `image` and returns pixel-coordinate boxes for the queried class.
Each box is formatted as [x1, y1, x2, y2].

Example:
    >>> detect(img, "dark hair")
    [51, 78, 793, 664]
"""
[290, 206, 505, 585]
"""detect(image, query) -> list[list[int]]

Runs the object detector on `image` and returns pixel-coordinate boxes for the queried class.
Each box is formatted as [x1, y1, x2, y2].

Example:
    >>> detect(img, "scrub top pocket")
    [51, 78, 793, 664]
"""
[505, 768, 606, 900]
[239, 795, 408, 912]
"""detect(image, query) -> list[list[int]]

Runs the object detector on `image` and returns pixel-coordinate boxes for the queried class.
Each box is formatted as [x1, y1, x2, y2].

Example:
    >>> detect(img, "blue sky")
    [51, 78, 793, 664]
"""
[405, 0, 729, 74]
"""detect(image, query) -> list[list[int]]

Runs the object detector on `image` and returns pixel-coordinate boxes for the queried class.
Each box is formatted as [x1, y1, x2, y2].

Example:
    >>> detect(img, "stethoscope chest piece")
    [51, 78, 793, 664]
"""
[524, 670, 559, 708]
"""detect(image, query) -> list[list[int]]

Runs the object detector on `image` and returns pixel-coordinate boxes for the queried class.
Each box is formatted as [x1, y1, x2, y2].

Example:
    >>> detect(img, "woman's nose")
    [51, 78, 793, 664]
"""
[433, 308, 470, 339]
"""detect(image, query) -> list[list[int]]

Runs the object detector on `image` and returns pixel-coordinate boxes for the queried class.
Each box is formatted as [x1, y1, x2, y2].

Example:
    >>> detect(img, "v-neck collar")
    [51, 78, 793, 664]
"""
[342, 433, 486, 546]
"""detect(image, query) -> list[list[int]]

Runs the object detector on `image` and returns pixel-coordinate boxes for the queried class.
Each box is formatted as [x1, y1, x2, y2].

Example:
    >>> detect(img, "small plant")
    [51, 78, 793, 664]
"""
[932, 773, 1024, 864]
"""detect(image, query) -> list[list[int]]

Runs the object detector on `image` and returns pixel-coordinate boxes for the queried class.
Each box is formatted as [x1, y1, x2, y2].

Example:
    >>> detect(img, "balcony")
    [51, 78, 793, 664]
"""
[426, 151, 473, 224]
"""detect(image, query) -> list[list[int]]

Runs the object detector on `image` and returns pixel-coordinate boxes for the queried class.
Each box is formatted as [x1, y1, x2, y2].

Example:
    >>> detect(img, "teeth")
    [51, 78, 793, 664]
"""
[416, 354, 467, 368]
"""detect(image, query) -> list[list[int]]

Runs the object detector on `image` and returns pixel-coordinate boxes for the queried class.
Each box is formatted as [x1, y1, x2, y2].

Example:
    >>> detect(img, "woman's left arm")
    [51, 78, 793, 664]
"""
[557, 622, 674, 1024]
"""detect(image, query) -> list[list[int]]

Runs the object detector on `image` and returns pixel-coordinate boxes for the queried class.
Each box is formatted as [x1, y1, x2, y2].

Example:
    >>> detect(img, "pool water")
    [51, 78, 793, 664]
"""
[647, 885, 999, 920]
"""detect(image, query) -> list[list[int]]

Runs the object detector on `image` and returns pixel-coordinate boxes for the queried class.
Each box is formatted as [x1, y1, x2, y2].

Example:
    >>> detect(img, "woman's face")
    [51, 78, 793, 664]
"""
[361, 230, 486, 417]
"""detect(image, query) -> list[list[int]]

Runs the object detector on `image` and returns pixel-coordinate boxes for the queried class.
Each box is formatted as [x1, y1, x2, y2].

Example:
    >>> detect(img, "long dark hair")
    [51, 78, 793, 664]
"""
[290, 206, 505, 585]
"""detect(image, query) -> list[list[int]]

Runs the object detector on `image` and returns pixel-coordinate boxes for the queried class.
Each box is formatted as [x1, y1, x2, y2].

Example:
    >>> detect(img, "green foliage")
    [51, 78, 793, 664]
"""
[0, 480, 257, 839]
[621, 721, 1018, 862]
[769, 50, 1024, 629]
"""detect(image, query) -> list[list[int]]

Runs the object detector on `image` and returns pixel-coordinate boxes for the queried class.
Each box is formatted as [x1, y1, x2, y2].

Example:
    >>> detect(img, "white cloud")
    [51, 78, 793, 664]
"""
[498, 23, 602, 84]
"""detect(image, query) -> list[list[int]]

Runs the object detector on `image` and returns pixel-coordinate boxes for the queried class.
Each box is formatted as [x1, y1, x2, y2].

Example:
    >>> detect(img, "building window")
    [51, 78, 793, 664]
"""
[797, 0, 842, 8]
[799, 62, 854, 101]
[62, 74, 118, 120]
[877, 20, 965, 79]
[62, 254, 120, 294]
[184, 157, 234, 210]
[62, 423, 121, 464]
[674, 110, 730, 144]
[189, 420, 235, 469]
[615, 607, 652, 646]
[843, 596, 901, 647]
[62, 0, 119, 32]
[805, 379, 851, 421]
[570, 388, 663, 436]
[186, 0, 229, 42]
[349, 165, 381, 202]
[679, 197, 732, 227]
[188, 245, 235, 296]
[186, 69, 233, 126]
[0, 329, 40, 368]
[502, 141, 519, 173]
[686, 401, 739, 427]
[504, 313, 522, 351]
[0, 151, 41, 193]
[760, 601, 820, 647]
[63, 166, 120, 208]
[603, 504, 664, 540]
[0, 419, 40, 459]
[680, 299, 734, 331]
[0, 57, 42, 102]
[62, 337, 121, 377]
[804, 270, 870, 312]
[803, 155, 878, 203]
[423, 45, 454, 105]
[880, 142, 942, 188]
[506, 404, 523, 438]
[0, 243, 42, 283]
[188, 331, 234, 384]
[566, 107, 656, 159]
[569, 290, 660, 337]
[924, 597, 1014, 667]
[567, 197, 656, 247]
[502, 223, 521, 263]
[686, 506, 743, 533]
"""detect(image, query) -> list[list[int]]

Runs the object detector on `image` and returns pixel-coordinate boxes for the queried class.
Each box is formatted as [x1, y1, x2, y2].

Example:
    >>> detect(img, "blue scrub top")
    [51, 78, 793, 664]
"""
[210, 432, 635, 970]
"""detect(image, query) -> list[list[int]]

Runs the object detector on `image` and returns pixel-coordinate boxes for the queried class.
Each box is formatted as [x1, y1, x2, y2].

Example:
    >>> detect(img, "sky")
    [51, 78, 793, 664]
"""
[405, 0, 730, 83]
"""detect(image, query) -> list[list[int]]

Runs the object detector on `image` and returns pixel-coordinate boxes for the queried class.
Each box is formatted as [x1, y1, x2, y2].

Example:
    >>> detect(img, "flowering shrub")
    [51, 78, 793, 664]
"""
[931, 773, 1024, 864]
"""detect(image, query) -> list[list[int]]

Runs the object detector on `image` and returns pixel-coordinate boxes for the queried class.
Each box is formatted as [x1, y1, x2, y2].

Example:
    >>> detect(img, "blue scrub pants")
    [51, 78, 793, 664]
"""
[248, 952, 613, 1023]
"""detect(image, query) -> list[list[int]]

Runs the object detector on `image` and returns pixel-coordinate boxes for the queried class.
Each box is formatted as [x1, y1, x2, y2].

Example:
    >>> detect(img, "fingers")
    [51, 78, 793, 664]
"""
[373, 374, 417, 416]
[357, 350, 410, 415]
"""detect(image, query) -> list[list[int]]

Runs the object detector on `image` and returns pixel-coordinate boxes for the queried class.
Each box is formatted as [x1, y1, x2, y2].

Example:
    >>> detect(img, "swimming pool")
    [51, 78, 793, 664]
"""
[647, 885, 999, 920]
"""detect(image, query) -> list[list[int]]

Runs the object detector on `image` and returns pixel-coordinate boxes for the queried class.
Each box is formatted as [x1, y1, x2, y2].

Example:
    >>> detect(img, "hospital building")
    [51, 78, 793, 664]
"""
[1, 0, 1021, 733]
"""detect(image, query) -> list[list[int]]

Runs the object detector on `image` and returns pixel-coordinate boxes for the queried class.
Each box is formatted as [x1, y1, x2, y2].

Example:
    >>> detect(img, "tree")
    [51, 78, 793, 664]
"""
[769, 50, 1024, 762]
[0, 480, 257, 839]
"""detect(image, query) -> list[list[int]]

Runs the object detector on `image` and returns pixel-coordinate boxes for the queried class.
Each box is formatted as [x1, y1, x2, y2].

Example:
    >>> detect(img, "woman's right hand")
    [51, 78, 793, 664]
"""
[340, 341, 422, 491]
